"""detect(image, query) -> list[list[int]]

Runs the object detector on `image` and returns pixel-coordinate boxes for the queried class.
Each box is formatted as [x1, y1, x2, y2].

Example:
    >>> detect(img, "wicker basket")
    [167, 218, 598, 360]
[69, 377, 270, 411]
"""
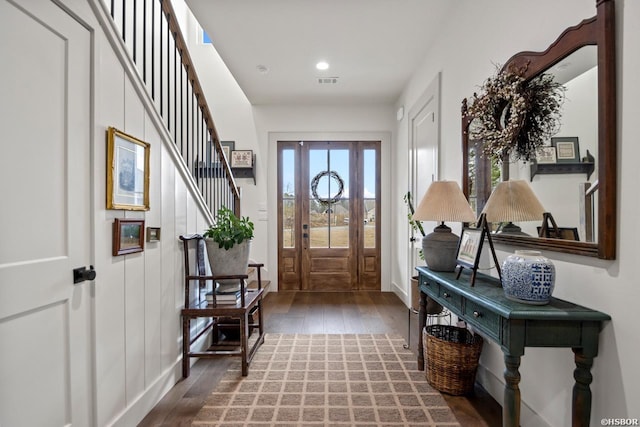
[423, 324, 483, 395]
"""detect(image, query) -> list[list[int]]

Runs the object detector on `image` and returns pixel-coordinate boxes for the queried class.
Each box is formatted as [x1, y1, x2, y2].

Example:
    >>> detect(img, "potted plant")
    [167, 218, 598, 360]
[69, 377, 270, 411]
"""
[404, 191, 426, 261]
[203, 206, 254, 292]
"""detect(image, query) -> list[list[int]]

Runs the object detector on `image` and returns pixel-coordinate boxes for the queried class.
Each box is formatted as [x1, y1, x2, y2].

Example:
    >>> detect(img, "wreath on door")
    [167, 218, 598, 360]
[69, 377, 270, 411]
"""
[310, 170, 344, 207]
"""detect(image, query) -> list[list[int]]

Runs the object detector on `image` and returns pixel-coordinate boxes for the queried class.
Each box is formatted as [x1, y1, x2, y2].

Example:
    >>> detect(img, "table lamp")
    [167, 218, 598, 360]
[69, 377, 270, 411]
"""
[481, 179, 545, 229]
[481, 180, 555, 304]
[413, 181, 476, 272]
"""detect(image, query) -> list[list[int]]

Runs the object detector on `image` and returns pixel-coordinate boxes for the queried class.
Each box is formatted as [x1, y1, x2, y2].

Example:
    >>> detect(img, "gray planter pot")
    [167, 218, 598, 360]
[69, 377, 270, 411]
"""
[204, 239, 251, 292]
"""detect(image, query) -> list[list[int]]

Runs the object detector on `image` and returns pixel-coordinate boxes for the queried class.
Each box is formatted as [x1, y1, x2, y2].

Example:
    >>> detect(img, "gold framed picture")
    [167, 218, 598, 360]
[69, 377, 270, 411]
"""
[107, 127, 150, 210]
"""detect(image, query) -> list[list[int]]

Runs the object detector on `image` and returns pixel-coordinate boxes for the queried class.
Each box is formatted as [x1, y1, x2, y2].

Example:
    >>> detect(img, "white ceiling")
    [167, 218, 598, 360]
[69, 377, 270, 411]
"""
[185, 0, 456, 105]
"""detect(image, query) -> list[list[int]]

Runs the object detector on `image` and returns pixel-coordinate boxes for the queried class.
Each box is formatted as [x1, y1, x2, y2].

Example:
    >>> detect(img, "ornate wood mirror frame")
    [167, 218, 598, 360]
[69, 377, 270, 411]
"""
[462, 0, 616, 259]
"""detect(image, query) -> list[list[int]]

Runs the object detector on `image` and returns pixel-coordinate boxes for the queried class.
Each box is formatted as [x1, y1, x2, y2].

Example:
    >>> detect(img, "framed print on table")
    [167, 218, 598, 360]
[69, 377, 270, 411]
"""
[107, 127, 150, 210]
[456, 228, 483, 268]
[551, 137, 580, 163]
[455, 215, 502, 286]
[113, 218, 145, 256]
[231, 150, 253, 168]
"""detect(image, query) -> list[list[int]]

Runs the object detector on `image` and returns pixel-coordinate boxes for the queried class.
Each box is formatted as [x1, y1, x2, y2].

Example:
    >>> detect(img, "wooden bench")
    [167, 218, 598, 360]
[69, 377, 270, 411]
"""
[179, 235, 267, 377]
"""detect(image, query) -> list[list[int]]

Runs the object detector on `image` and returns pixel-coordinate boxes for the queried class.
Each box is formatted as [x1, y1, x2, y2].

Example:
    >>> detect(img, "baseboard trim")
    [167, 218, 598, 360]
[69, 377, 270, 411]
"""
[390, 280, 410, 308]
[108, 358, 182, 427]
[109, 331, 208, 427]
[476, 363, 551, 427]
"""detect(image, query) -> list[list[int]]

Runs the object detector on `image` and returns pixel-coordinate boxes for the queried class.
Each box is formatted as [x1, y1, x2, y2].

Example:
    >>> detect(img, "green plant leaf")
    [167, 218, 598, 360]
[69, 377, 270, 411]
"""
[203, 206, 254, 250]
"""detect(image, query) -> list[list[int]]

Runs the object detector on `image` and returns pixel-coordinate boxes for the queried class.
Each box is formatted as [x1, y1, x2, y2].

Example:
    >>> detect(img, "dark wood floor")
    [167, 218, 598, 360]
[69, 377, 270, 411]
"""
[139, 291, 502, 426]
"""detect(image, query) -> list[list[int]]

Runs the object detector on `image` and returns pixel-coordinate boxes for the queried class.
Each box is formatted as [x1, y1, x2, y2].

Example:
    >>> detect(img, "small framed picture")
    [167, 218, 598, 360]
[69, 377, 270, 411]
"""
[536, 146, 556, 164]
[113, 218, 145, 256]
[146, 227, 161, 242]
[456, 228, 483, 268]
[106, 127, 150, 211]
[231, 150, 253, 168]
[551, 137, 580, 163]
[220, 141, 235, 163]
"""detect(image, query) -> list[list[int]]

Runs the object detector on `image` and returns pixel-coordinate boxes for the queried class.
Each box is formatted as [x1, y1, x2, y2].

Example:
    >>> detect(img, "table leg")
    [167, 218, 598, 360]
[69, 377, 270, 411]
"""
[240, 314, 248, 376]
[572, 348, 594, 427]
[182, 316, 190, 378]
[403, 308, 411, 349]
[503, 354, 521, 427]
[417, 290, 427, 370]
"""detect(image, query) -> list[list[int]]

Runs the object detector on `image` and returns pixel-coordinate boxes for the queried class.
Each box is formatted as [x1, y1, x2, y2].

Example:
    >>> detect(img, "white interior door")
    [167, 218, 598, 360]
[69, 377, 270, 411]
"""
[408, 73, 440, 276]
[0, 1, 93, 426]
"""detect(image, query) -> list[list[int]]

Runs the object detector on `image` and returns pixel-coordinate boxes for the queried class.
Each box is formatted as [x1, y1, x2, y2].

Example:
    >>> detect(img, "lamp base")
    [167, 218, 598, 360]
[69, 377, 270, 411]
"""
[422, 224, 459, 272]
[498, 222, 530, 236]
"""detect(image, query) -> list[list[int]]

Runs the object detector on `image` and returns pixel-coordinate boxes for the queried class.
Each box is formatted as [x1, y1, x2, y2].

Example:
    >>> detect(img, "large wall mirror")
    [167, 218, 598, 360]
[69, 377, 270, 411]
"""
[462, 0, 616, 259]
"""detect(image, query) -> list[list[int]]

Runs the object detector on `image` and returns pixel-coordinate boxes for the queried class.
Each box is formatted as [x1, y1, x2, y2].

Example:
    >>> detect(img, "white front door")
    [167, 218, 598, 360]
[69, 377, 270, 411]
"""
[0, 1, 93, 426]
[408, 74, 440, 274]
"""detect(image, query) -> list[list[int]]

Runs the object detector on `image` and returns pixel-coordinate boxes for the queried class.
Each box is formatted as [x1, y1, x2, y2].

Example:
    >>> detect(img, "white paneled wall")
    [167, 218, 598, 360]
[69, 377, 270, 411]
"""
[50, 0, 221, 425]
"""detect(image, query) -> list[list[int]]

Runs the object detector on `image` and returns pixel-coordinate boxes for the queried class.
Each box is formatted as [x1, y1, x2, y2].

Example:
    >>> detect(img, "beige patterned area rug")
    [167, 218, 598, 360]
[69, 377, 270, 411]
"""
[192, 334, 460, 426]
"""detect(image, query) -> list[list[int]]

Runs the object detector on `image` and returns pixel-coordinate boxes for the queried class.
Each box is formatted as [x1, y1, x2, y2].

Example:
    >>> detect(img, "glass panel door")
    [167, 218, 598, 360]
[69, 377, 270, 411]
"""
[308, 148, 350, 249]
[277, 140, 380, 291]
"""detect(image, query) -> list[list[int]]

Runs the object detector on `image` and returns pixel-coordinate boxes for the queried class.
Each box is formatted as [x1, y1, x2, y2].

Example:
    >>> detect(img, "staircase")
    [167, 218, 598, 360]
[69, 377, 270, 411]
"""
[98, 0, 240, 217]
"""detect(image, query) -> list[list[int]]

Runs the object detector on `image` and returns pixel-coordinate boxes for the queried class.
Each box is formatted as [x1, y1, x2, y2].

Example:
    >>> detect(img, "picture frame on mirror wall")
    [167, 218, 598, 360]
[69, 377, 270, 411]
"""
[231, 150, 253, 168]
[536, 146, 556, 164]
[551, 137, 580, 163]
[113, 218, 145, 256]
[107, 127, 150, 210]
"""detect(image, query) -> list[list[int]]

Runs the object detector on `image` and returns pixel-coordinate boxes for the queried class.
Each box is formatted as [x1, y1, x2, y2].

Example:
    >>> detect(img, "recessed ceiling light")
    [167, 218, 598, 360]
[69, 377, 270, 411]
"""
[316, 61, 329, 71]
[256, 64, 269, 74]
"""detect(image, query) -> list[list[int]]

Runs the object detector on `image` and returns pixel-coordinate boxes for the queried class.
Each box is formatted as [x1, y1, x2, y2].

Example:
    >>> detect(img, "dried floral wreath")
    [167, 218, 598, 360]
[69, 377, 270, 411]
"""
[467, 64, 565, 163]
[310, 170, 344, 207]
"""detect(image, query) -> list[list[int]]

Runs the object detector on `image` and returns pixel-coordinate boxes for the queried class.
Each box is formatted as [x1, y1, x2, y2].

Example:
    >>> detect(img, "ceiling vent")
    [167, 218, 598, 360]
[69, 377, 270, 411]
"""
[317, 77, 339, 84]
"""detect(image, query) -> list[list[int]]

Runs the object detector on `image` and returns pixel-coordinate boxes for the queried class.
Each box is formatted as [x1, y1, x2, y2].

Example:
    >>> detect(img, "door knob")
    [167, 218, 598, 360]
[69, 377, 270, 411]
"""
[73, 265, 96, 284]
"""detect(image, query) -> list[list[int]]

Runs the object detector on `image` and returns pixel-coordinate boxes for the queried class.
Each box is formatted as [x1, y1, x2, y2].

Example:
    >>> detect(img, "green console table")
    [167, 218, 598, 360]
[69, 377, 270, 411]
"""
[416, 266, 610, 427]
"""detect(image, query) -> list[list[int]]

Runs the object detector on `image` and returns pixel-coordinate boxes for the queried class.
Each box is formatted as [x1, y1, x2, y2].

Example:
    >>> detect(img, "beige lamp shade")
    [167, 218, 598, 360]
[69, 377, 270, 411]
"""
[481, 180, 545, 223]
[413, 181, 476, 223]
[413, 181, 475, 272]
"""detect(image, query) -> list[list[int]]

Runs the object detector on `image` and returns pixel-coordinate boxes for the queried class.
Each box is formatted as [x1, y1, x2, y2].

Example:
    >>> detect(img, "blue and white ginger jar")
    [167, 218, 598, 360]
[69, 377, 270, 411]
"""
[501, 250, 555, 305]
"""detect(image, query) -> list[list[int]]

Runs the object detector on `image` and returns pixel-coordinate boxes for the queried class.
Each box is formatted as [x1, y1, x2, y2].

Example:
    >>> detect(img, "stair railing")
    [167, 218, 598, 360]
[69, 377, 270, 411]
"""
[99, 0, 240, 216]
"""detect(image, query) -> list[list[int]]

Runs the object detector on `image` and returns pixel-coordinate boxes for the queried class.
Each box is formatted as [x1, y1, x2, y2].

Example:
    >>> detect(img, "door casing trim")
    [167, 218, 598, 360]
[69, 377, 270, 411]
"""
[268, 131, 392, 292]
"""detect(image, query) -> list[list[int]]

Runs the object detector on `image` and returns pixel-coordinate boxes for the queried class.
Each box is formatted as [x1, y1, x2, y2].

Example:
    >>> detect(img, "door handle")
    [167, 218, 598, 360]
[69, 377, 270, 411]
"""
[73, 265, 96, 284]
